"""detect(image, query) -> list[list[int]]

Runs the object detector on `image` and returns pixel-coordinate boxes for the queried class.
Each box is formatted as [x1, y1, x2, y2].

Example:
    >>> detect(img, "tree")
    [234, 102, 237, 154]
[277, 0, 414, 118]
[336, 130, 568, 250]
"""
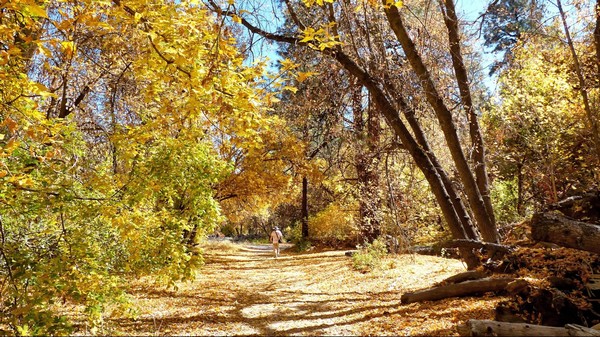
[1, 0, 299, 332]
[208, 0, 500, 256]
[482, 0, 545, 74]
[484, 21, 599, 220]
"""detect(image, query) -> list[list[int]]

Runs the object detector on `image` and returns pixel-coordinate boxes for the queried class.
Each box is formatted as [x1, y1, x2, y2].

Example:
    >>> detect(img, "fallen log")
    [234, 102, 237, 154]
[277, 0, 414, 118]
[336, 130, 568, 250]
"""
[410, 245, 461, 259]
[457, 319, 600, 336]
[548, 191, 600, 222]
[401, 277, 518, 304]
[530, 212, 600, 254]
[410, 245, 439, 256]
[441, 239, 513, 258]
[440, 270, 488, 285]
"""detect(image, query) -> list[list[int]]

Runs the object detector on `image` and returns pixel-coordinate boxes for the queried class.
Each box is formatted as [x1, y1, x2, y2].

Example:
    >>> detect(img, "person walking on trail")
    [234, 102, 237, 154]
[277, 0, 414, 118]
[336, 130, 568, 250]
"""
[270, 226, 283, 258]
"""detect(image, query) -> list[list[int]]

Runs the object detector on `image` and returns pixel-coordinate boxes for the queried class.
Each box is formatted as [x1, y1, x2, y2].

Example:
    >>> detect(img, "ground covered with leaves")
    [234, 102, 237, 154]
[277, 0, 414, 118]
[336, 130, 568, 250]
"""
[59, 241, 506, 336]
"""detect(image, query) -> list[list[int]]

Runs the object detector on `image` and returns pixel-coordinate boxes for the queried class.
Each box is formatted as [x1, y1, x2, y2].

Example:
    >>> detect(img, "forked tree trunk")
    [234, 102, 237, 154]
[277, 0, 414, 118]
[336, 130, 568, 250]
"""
[383, 3, 498, 243]
[334, 52, 479, 269]
[225, 2, 481, 269]
[439, 0, 496, 228]
[397, 92, 478, 240]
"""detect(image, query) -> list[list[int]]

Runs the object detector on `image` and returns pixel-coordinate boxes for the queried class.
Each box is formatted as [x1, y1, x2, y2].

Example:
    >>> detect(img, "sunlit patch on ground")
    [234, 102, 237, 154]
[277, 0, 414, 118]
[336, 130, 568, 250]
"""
[61, 242, 500, 335]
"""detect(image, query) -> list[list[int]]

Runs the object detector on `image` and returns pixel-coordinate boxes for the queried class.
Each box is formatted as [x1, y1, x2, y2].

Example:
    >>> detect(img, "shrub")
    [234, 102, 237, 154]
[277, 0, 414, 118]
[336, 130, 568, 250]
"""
[308, 203, 357, 245]
[352, 239, 388, 273]
[286, 223, 312, 252]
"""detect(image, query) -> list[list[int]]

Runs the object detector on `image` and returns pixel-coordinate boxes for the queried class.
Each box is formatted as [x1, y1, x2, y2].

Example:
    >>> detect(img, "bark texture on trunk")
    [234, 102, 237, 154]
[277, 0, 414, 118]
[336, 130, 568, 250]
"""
[530, 212, 600, 254]
[440, 0, 496, 229]
[301, 176, 309, 238]
[383, 4, 498, 243]
[457, 320, 600, 337]
[334, 51, 480, 269]
[401, 277, 517, 304]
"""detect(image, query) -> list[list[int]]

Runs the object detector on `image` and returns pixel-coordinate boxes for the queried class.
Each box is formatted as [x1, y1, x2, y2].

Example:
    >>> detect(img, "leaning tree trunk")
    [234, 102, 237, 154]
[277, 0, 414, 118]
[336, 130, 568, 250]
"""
[397, 91, 479, 240]
[383, 3, 498, 243]
[440, 0, 496, 228]
[334, 52, 479, 269]
[224, 3, 481, 268]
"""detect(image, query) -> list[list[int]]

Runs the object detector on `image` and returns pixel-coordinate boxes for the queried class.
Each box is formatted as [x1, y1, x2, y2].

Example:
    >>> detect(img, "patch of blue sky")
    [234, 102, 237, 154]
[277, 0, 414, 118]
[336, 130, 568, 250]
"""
[234, 0, 594, 94]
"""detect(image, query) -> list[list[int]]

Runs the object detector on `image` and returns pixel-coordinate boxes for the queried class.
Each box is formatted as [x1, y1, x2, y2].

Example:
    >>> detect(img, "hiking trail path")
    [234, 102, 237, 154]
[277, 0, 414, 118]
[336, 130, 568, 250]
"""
[108, 242, 501, 336]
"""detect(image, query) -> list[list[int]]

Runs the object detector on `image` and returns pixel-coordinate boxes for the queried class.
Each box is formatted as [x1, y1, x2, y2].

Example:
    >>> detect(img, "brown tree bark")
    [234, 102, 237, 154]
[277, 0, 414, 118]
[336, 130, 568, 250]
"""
[439, 0, 496, 228]
[595, 0, 600, 79]
[301, 176, 309, 238]
[530, 212, 600, 254]
[395, 89, 479, 240]
[457, 320, 600, 337]
[383, 3, 498, 243]
[352, 82, 382, 243]
[441, 239, 512, 259]
[214, 0, 481, 269]
[401, 277, 517, 304]
[441, 270, 488, 285]
[557, 0, 600, 162]
[333, 51, 479, 269]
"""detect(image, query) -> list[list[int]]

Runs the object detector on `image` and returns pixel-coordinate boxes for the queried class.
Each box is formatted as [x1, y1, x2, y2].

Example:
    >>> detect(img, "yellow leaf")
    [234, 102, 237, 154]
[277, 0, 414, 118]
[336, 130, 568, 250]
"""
[297, 71, 317, 83]
[24, 4, 48, 18]
[283, 86, 298, 93]
[300, 27, 316, 43]
[61, 41, 76, 56]
[279, 58, 299, 71]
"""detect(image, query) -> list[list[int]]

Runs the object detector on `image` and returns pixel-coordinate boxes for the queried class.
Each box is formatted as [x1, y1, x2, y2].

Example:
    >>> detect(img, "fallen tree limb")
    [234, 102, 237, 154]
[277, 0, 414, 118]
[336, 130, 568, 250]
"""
[457, 319, 600, 336]
[440, 270, 488, 285]
[401, 277, 518, 304]
[441, 239, 512, 259]
[530, 212, 600, 254]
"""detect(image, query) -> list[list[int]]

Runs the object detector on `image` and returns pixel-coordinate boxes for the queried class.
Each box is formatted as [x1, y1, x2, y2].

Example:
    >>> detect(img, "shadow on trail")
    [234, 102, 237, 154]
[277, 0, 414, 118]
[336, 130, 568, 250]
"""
[109, 242, 485, 335]
[112, 286, 402, 335]
[112, 283, 489, 336]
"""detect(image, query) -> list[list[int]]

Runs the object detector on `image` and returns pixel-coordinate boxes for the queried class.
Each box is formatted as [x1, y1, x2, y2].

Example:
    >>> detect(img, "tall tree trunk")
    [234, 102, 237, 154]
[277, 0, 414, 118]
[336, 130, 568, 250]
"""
[595, 0, 600, 76]
[383, 4, 499, 243]
[557, 0, 600, 162]
[352, 83, 382, 243]
[517, 161, 524, 216]
[301, 176, 309, 238]
[439, 0, 496, 229]
[388, 80, 479, 240]
[334, 51, 480, 269]
[225, 5, 480, 268]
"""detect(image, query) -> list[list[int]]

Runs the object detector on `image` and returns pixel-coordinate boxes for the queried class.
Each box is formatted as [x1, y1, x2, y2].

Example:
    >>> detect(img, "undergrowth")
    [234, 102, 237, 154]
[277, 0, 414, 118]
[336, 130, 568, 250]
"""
[352, 239, 388, 273]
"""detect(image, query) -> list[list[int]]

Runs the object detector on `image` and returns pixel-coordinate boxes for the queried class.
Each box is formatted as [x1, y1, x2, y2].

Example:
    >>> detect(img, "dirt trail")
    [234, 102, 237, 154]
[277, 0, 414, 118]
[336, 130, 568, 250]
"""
[109, 243, 503, 336]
